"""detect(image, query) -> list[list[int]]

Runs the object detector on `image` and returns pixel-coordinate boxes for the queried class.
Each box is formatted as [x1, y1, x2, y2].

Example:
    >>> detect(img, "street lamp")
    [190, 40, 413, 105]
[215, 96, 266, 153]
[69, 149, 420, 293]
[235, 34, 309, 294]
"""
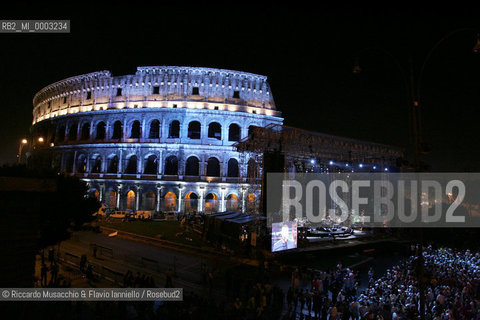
[38, 137, 44, 143]
[17, 138, 28, 164]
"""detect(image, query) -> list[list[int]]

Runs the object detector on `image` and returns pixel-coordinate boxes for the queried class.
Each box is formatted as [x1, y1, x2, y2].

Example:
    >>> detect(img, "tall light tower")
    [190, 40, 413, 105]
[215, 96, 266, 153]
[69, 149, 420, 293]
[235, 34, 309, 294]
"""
[353, 29, 480, 320]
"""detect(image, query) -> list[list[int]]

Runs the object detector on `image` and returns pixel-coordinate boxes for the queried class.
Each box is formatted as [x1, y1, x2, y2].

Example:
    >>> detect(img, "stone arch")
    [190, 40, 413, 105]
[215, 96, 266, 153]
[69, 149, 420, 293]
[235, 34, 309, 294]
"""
[95, 121, 106, 140]
[144, 154, 158, 174]
[80, 122, 91, 140]
[125, 155, 138, 174]
[164, 155, 178, 175]
[76, 153, 87, 173]
[68, 122, 78, 141]
[248, 125, 259, 138]
[246, 193, 256, 213]
[149, 119, 160, 139]
[185, 156, 199, 176]
[164, 191, 177, 211]
[187, 121, 201, 139]
[126, 190, 136, 211]
[91, 155, 102, 173]
[107, 155, 119, 173]
[208, 122, 222, 140]
[227, 158, 239, 177]
[143, 192, 156, 211]
[228, 123, 241, 141]
[168, 120, 180, 138]
[206, 157, 220, 177]
[111, 120, 123, 139]
[205, 193, 219, 213]
[89, 188, 100, 201]
[184, 192, 198, 213]
[130, 120, 141, 138]
[107, 189, 117, 209]
[226, 193, 239, 211]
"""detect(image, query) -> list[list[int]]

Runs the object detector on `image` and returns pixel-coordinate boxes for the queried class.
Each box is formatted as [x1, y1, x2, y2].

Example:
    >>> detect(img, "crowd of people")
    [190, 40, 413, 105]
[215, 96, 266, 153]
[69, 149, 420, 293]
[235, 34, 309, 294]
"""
[123, 270, 157, 288]
[35, 243, 480, 319]
[38, 247, 72, 288]
[155, 245, 480, 319]
[356, 246, 480, 319]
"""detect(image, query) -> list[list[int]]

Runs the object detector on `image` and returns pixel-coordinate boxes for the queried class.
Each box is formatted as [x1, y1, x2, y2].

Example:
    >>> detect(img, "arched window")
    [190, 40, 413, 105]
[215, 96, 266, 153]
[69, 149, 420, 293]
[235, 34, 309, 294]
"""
[57, 125, 66, 142]
[149, 120, 160, 139]
[68, 122, 78, 141]
[164, 155, 178, 175]
[187, 121, 201, 139]
[208, 122, 222, 140]
[126, 190, 136, 211]
[185, 156, 199, 176]
[168, 120, 180, 138]
[206, 157, 220, 177]
[144, 155, 158, 174]
[164, 192, 177, 211]
[81, 123, 90, 140]
[228, 123, 241, 141]
[112, 121, 123, 139]
[185, 192, 198, 213]
[107, 155, 118, 173]
[125, 155, 138, 174]
[107, 190, 117, 208]
[248, 125, 258, 138]
[246, 194, 256, 213]
[144, 192, 156, 211]
[227, 158, 239, 177]
[76, 154, 87, 173]
[89, 189, 100, 201]
[247, 158, 258, 180]
[205, 193, 219, 213]
[226, 194, 239, 211]
[95, 122, 106, 140]
[91, 156, 102, 173]
[130, 120, 141, 138]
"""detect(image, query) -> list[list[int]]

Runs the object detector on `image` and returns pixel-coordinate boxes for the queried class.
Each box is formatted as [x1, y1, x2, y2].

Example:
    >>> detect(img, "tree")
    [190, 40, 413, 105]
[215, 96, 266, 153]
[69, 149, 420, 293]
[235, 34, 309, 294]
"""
[38, 174, 100, 249]
[0, 164, 100, 249]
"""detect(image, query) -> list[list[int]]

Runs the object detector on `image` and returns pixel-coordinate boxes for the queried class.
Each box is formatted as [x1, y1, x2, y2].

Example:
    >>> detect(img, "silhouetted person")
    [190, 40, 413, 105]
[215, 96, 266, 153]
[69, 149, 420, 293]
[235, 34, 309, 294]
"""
[86, 263, 93, 280]
[41, 263, 48, 287]
[80, 254, 87, 273]
[273, 224, 296, 252]
[48, 248, 54, 263]
[50, 262, 59, 284]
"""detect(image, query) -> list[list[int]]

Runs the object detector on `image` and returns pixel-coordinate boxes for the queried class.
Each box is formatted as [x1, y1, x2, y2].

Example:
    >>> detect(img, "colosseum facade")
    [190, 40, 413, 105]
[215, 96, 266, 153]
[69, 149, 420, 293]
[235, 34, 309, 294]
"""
[30, 66, 283, 214]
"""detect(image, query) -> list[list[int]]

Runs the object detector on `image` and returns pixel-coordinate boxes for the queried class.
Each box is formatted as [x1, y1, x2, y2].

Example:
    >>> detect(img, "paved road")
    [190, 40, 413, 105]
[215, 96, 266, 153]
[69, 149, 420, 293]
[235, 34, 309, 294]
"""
[56, 230, 242, 299]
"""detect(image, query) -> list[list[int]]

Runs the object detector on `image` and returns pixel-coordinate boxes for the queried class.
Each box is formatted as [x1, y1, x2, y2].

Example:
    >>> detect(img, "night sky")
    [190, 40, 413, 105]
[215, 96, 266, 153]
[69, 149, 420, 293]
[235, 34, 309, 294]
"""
[1, 3, 480, 171]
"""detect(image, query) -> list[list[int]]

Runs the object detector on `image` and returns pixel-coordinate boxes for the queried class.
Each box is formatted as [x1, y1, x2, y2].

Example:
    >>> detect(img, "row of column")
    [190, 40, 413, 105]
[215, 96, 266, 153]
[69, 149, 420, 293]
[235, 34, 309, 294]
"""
[64, 151, 250, 178]
[91, 183, 254, 213]
[58, 118, 250, 144]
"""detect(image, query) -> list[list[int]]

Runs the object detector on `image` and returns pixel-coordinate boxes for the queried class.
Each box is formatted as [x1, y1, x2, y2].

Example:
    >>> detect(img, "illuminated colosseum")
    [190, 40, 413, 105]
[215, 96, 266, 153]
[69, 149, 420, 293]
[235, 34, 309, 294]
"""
[30, 66, 283, 214]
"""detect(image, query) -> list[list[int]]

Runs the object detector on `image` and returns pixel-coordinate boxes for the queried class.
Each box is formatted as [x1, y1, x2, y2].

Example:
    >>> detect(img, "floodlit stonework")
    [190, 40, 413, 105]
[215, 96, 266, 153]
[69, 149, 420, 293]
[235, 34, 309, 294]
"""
[31, 66, 283, 214]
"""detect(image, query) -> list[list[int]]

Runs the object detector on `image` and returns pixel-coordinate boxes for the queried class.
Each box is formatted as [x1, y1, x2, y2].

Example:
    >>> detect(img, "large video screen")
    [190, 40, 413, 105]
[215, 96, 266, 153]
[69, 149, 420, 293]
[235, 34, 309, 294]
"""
[271, 221, 298, 252]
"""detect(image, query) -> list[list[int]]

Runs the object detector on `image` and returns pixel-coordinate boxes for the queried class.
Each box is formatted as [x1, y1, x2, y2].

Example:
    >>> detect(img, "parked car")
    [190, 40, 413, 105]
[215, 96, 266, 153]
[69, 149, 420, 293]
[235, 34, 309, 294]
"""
[135, 210, 152, 220]
[110, 211, 128, 219]
[165, 211, 179, 221]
